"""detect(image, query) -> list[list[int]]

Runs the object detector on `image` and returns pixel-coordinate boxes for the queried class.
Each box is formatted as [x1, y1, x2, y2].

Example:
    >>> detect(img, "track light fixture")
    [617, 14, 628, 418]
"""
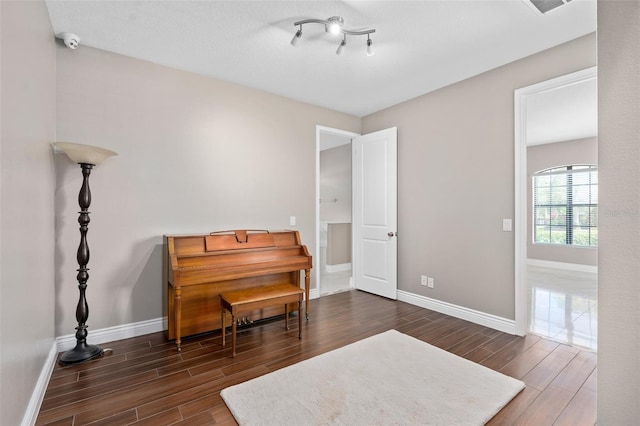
[290, 16, 376, 56]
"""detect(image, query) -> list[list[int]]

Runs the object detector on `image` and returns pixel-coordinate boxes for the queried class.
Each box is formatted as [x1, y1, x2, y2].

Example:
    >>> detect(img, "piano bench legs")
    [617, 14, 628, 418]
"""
[220, 284, 304, 358]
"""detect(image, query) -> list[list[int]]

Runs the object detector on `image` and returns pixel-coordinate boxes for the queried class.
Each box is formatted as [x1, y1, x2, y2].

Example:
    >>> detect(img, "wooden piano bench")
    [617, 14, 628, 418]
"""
[219, 283, 304, 357]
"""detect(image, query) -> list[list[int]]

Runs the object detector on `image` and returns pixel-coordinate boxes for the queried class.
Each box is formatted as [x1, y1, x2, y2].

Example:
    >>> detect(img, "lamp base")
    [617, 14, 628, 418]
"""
[59, 342, 104, 366]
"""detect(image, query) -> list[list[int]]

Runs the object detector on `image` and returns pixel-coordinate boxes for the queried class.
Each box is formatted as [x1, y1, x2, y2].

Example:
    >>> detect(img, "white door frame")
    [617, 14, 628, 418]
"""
[315, 125, 360, 298]
[514, 66, 598, 335]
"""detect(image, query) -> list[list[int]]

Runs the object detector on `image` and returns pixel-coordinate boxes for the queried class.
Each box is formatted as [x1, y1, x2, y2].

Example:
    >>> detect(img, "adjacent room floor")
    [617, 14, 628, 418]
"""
[319, 269, 352, 296]
[528, 264, 598, 352]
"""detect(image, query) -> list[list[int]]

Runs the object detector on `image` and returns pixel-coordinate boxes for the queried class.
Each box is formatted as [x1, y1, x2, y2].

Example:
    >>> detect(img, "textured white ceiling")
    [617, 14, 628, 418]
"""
[45, 0, 597, 117]
[526, 76, 598, 145]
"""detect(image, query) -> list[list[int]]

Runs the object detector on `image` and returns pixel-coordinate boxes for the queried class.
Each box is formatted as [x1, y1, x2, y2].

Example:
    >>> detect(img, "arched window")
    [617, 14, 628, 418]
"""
[533, 165, 598, 247]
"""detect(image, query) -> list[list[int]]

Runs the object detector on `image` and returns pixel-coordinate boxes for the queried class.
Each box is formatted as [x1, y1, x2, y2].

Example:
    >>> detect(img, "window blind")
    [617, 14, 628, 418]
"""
[533, 165, 598, 247]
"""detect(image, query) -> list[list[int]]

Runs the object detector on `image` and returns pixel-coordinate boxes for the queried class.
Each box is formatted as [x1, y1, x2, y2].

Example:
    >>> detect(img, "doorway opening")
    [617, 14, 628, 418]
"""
[316, 126, 359, 297]
[514, 67, 598, 351]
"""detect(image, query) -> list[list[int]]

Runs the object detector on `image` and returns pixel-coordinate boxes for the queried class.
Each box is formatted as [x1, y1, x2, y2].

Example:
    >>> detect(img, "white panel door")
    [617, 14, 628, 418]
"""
[352, 127, 397, 299]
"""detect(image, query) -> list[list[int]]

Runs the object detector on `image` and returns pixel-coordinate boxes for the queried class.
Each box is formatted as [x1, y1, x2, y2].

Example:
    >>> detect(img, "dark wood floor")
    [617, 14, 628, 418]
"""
[36, 290, 597, 425]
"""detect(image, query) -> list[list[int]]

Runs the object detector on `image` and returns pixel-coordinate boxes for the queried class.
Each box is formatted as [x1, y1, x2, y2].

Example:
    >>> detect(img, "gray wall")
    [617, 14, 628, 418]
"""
[327, 223, 352, 266]
[362, 33, 596, 320]
[54, 45, 360, 336]
[320, 144, 352, 267]
[527, 137, 598, 266]
[0, 1, 57, 424]
[598, 0, 640, 423]
[319, 144, 352, 223]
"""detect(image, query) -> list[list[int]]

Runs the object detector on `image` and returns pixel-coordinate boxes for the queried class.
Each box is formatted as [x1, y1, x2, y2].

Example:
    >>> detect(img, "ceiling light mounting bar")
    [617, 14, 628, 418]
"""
[290, 15, 376, 56]
[341, 28, 376, 36]
[292, 18, 375, 36]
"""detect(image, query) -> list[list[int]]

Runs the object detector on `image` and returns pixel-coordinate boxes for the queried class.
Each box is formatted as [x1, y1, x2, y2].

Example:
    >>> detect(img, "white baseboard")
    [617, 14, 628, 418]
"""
[397, 290, 517, 335]
[309, 288, 320, 300]
[21, 342, 58, 426]
[325, 262, 351, 273]
[56, 317, 166, 352]
[527, 258, 597, 273]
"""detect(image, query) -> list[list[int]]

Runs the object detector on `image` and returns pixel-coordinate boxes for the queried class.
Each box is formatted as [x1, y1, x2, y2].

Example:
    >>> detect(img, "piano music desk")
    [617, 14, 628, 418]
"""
[220, 283, 303, 357]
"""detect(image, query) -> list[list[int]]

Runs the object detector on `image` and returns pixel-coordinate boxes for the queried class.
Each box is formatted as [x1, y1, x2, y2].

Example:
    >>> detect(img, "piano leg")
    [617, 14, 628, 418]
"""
[298, 298, 302, 339]
[305, 268, 311, 320]
[231, 307, 237, 357]
[221, 308, 226, 348]
[175, 287, 182, 352]
[285, 303, 289, 330]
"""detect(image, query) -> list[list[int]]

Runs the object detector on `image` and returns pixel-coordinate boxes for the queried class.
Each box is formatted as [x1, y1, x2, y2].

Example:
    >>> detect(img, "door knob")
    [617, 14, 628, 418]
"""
[387, 231, 397, 237]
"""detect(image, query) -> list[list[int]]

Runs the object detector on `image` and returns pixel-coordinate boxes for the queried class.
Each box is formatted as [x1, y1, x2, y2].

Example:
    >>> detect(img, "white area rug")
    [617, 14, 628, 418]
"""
[221, 329, 525, 425]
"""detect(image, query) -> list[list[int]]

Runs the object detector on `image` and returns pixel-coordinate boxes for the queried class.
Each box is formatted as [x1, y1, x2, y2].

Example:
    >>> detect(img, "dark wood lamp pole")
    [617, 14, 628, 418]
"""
[53, 142, 117, 366]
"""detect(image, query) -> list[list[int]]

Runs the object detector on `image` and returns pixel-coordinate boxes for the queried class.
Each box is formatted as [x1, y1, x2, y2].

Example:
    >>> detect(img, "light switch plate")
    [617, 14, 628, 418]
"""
[503, 219, 512, 232]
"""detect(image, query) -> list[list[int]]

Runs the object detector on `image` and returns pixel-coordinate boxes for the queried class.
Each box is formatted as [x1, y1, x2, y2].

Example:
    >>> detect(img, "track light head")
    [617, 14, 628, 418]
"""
[327, 16, 344, 35]
[290, 28, 302, 47]
[336, 37, 346, 56]
[366, 37, 375, 56]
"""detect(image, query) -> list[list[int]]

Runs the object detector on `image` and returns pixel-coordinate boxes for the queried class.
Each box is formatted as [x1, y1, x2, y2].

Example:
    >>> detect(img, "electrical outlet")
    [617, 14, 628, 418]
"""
[427, 277, 434, 288]
[289, 216, 296, 226]
[421, 275, 428, 286]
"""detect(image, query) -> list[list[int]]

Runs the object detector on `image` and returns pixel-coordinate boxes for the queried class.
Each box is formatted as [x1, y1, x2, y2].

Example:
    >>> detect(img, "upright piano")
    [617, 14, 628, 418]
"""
[163, 229, 312, 350]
